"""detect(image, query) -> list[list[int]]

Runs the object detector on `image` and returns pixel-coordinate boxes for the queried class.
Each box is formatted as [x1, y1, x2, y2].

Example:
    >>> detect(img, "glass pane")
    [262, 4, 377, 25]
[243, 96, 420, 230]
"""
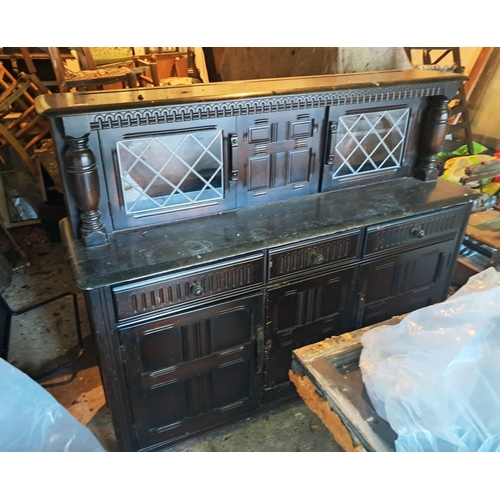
[116, 130, 224, 216]
[7, 196, 42, 222]
[0, 147, 44, 223]
[332, 108, 409, 179]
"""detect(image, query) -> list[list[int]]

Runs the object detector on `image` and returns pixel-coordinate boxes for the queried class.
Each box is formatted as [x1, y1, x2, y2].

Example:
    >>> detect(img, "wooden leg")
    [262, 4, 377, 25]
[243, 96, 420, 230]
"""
[19, 48, 37, 74]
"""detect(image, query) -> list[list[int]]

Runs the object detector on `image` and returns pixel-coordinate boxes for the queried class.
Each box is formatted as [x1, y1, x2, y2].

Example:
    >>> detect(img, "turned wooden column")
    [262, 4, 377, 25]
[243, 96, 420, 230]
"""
[414, 95, 450, 182]
[63, 134, 107, 246]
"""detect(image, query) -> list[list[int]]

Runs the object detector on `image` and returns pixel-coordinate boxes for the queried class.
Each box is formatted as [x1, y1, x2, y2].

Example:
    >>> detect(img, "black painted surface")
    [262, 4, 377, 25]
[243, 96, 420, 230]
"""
[45, 70, 478, 451]
[119, 293, 263, 449]
[43, 69, 465, 242]
[35, 69, 465, 117]
[60, 178, 475, 291]
[265, 265, 357, 388]
[358, 238, 459, 327]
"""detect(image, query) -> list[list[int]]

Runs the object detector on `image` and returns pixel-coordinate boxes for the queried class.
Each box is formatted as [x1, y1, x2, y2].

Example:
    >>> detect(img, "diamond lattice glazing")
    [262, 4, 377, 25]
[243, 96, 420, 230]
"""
[332, 109, 410, 178]
[116, 130, 224, 215]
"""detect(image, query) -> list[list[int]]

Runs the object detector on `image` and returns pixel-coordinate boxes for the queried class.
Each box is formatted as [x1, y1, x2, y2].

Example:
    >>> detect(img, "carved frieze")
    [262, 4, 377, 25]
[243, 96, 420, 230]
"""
[89, 83, 446, 130]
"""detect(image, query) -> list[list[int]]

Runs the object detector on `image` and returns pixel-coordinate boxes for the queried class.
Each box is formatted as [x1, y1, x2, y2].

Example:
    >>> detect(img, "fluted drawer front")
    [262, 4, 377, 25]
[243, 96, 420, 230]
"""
[113, 254, 264, 320]
[268, 230, 362, 280]
[364, 205, 467, 257]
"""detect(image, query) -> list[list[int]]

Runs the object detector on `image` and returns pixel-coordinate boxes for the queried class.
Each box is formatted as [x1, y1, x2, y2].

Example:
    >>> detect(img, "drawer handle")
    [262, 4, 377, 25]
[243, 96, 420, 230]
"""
[411, 228, 426, 238]
[311, 252, 325, 265]
[190, 284, 204, 297]
[229, 135, 239, 181]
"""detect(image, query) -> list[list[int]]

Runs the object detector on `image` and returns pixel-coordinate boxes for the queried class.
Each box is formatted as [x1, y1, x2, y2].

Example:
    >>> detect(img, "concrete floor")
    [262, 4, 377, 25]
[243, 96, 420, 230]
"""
[0, 225, 343, 452]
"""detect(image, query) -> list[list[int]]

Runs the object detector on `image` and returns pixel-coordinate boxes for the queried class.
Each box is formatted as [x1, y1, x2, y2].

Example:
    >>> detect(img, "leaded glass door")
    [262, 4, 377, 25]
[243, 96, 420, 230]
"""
[116, 130, 224, 215]
[321, 99, 422, 192]
[99, 117, 237, 230]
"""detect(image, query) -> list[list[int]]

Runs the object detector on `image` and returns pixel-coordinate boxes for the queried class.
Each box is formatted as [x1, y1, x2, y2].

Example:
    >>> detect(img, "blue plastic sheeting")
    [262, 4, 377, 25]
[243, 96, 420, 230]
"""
[0, 358, 105, 452]
[361, 268, 500, 452]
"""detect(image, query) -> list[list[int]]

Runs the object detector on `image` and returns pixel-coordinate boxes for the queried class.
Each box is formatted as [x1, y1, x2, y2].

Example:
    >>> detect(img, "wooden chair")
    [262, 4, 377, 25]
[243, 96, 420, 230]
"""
[47, 47, 149, 92]
[133, 56, 160, 87]
[0, 62, 52, 178]
[138, 48, 202, 85]
[156, 50, 189, 79]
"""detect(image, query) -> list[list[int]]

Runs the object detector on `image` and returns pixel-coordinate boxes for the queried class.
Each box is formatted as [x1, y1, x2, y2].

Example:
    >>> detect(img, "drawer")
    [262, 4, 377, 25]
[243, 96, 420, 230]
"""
[364, 205, 468, 258]
[113, 253, 264, 321]
[268, 230, 362, 280]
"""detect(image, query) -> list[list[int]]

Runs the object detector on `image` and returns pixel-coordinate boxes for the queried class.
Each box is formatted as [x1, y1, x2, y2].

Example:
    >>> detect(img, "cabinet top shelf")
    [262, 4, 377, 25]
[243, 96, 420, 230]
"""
[60, 177, 477, 291]
[35, 69, 466, 117]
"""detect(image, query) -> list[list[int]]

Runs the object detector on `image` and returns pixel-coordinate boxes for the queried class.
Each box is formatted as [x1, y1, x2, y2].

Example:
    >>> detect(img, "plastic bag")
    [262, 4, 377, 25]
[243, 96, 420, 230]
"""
[441, 154, 496, 186]
[0, 358, 105, 451]
[359, 268, 500, 452]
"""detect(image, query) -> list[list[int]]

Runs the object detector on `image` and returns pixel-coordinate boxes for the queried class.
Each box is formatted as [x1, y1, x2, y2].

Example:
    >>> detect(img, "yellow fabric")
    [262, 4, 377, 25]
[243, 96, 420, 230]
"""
[442, 154, 495, 185]
[89, 47, 133, 66]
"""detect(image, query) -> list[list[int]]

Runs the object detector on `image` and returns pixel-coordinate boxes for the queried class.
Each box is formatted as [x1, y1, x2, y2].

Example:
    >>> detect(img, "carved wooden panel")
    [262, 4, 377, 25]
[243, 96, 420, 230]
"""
[88, 83, 448, 131]
[237, 109, 323, 206]
[113, 253, 264, 320]
[364, 205, 468, 257]
[268, 230, 362, 280]
[119, 293, 263, 450]
[248, 155, 271, 191]
[357, 239, 458, 327]
[265, 266, 356, 387]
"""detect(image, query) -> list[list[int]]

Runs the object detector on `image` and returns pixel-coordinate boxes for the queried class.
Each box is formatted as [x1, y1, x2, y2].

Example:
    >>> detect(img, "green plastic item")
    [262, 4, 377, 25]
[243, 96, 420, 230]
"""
[437, 141, 489, 161]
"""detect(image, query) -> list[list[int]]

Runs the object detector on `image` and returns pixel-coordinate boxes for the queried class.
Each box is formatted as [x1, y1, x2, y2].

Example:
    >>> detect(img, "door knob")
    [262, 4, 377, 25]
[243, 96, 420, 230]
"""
[311, 252, 325, 265]
[190, 284, 204, 297]
[411, 228, 425, 238]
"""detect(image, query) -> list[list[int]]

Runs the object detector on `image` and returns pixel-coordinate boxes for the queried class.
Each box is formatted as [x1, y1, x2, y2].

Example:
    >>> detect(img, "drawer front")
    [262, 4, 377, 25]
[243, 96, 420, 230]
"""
[268, 230, 362, 280]
[113, 254, 264, 321]
[364, 205, 468, 258]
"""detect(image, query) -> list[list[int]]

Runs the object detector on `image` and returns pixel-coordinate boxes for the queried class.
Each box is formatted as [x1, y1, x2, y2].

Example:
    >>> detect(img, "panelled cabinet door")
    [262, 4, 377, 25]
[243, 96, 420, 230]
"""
[264, 266, 356, 388]
[236, 108, 324, 207]
[356, 239, 457, 328]
[119, 293, 263, 451]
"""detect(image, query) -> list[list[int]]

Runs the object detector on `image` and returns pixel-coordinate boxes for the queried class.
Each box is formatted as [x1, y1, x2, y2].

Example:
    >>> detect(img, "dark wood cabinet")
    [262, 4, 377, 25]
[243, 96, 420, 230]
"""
[236, 108, 324, 207]
[357, 204, 470, 327]
[265, 265, 357, 390]
[36, 68, 477, 451]
[320, 98, 421, 192]
[358, 238, 460, 327]
[97, 117, 238, 230]
[119, 293, 263, 451]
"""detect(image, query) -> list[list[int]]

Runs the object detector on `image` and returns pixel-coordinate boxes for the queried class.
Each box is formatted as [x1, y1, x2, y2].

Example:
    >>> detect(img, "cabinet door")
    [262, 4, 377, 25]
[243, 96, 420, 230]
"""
[98, 117, 238, 230]
[321, 99, 422, 192]
[235, 109, 324, 207]
[356, 239, 457, 328]
[265, 266, 356, 389]
[119, 293, 263, 450]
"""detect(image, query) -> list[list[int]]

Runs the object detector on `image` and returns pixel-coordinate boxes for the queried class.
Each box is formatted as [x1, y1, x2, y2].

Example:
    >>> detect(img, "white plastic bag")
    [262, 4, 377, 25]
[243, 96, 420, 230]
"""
[359, 268, 500, 452]
[0, 358, 105, 451]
